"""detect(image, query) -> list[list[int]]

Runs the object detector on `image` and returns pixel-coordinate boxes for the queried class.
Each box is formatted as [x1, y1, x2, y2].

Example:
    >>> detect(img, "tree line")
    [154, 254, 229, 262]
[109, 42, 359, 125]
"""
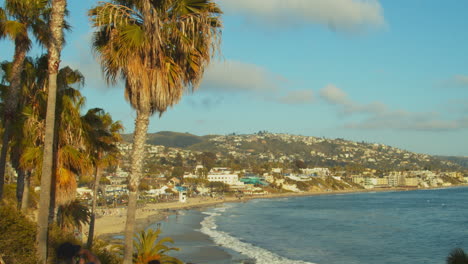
[0, 0, 223, 263]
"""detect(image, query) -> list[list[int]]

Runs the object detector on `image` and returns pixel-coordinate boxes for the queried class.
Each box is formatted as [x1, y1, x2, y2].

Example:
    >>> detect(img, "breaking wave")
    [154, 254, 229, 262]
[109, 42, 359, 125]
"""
[199, 208, 316, 264]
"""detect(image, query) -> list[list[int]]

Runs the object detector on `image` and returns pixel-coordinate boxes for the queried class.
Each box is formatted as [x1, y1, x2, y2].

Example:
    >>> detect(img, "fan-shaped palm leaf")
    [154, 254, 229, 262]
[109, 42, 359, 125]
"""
[133, 229, 182, 264]
[447, 248, 468, 264]
[89, 1, 222, 262]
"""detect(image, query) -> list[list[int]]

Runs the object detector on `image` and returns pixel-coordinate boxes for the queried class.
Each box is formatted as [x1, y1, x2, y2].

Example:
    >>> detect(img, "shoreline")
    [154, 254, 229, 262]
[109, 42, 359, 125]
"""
[91, 185, 439, 241]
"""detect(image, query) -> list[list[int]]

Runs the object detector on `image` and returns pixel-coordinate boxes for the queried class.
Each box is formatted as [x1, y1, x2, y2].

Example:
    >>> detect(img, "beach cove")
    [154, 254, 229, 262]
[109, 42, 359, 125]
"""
[87, 186, 468, 264]
[91, 188, 402, 238]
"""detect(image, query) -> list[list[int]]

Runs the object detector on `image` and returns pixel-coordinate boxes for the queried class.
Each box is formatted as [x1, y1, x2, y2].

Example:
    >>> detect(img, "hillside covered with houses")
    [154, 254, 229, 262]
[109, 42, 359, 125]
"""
[83, 132, 468, 205]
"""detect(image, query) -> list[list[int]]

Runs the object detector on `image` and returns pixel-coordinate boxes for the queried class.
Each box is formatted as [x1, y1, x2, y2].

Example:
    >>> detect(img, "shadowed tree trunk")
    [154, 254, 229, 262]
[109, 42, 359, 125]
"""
[10, 146, 25, 209]
[36, 0, 66, 262]
[123, 109, 150, 264]
[87, 164, 101, 248]
[21, 171, 31, 212]
[0, 40, 28, 200]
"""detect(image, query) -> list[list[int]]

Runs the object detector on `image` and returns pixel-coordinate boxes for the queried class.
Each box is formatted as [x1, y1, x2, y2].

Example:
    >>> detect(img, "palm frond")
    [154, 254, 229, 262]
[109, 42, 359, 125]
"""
[447, 248, 468, 264]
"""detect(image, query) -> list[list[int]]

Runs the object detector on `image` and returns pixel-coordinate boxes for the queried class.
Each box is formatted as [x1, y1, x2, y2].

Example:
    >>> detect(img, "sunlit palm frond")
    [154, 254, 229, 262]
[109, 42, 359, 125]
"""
[55, 167, 78, 205]
[133, 229, 182, 264]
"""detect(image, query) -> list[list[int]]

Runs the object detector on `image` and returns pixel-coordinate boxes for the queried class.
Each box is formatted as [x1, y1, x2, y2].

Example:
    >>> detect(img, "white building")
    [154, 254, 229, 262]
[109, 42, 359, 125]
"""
[208, 173, 243, 185]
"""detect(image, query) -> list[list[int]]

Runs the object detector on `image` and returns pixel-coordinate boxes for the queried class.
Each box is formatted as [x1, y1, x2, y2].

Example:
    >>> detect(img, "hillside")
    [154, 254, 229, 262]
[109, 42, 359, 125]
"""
[436, 156, 468, 168]
[122, 131, 206, 148]
[122, 131, 464, 171]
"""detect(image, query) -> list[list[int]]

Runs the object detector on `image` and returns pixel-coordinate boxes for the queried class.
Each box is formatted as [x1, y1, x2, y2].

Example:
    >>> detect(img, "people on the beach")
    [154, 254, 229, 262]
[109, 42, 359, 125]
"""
[56, 242, 101, 264]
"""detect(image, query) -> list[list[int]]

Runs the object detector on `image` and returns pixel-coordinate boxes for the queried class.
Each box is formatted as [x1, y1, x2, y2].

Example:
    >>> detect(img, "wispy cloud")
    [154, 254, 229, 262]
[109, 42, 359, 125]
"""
[320, 84, 352, 105]
[187, 96, 224, 110]
[200, 60, 284, 93]
[278, 90, 315, 104]
[319, 84, 468, 131]
[345, 113, 468, 131]
[442, 74, 468, 88]
[218, 0, 385, 31]
[320, 84, 386, 114]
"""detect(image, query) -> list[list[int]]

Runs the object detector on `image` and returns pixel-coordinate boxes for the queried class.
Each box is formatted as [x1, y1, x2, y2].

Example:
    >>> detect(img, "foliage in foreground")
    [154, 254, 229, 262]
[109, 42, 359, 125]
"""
[91, 239, 123, 264]
[447, 248, 468, 264]
[0, 203, 38, 264]
[133, 229, 183, 264]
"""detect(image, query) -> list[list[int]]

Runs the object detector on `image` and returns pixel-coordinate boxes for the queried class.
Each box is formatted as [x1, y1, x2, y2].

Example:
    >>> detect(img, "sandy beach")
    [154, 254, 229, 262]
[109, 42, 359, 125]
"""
[91, 196, 240, 237]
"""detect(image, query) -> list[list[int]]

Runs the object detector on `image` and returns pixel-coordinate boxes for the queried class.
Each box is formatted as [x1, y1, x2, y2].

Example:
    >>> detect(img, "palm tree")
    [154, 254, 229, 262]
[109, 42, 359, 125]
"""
[89, 1, 222, 262]
[36, 0, 68, 261]
[56, 199, 91, 234]
[82, 108, 123, 248]
[0, 0, 48, 200]
[133, 229, 182, 264]
[0, 56, 47, 210]
[447, 248, 468, 264]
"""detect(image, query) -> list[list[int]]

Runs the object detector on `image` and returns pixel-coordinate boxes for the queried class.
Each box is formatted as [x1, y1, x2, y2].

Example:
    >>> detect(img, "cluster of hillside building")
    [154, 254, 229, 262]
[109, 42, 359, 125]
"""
[76, 136, 467, 202]
[87, 164, 468, 203]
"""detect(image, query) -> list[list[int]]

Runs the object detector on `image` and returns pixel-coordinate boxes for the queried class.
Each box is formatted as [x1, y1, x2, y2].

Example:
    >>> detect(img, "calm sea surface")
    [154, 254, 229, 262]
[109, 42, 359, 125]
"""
[155, 187, 468, 264]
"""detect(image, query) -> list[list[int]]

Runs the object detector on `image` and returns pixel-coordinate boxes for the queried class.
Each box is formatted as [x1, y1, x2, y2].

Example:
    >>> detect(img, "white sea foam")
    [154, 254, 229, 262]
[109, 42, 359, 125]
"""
[200, 209, 316, 264]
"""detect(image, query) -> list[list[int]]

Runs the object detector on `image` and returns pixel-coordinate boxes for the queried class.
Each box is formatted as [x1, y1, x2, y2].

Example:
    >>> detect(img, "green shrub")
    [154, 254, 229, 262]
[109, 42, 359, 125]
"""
[91, 239, 122, 264]
[0, 202, 38, 264]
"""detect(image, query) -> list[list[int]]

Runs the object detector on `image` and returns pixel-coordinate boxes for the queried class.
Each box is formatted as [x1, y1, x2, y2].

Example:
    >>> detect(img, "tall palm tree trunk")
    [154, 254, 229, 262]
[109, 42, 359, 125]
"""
[123, 109, 150, 264]
[36, 0, 66, 262]
[0, 41, 28, 200]
[48, 116, 60, 223]
[87, 163, 102, 248]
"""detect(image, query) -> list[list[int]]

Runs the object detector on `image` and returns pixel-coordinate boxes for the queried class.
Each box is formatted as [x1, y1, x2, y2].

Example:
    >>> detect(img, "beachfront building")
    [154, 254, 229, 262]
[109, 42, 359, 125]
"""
[301, 168, 330, 177]
[207, 167, 244, 185]
[104, 185, 128, 196]
[403, 177, 419, 187]
[352, 176, 365, 185]
[376, 177, 389, 187]
[207, 173, 243, 185]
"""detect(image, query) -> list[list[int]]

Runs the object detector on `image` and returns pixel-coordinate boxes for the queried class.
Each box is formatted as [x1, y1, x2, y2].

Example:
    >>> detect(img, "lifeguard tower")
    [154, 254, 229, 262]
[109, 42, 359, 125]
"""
[179, 191, 187, 203]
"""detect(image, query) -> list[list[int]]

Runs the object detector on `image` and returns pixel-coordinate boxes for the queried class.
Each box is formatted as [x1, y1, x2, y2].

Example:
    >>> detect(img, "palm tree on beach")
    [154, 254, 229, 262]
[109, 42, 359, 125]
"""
[82, 108, 123, 248]
[89, 0, 222, 262]
[0, 0, 48, 200]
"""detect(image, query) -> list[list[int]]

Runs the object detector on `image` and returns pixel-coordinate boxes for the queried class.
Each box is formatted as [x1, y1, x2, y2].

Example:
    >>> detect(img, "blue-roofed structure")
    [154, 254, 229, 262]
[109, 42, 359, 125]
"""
[175, 186, 187, 192]
[240, 176, 269, 186]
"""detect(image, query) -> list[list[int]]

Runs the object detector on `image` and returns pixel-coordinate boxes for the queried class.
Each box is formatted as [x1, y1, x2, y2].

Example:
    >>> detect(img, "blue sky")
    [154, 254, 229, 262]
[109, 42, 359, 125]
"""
[1, 0, 468, 156]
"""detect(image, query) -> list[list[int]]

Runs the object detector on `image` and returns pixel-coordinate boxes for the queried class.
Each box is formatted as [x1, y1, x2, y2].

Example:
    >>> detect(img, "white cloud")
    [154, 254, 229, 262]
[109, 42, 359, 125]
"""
[345, 113, 468, 131]
[319, 84, 386, 114]
[200, 60, 283, 93]
[319, 84, 468, 131]
[319, 84, 352, 105]
[447, 74, 468, 88]
[218, 0, 385, 31]
[278, 90, 314, 104]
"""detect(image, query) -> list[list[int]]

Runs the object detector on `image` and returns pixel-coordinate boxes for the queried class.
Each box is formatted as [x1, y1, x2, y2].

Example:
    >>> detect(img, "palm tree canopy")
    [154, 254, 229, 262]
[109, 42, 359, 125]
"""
[89, 0, 222, 115]
[133, 228, 182, 264]
[0, 0, 49, 51]
[82, 107, 123, 168]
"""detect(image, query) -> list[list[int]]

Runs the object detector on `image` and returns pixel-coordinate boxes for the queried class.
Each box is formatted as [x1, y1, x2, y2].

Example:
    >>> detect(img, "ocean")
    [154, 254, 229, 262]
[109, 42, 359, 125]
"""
[151, 187, 468, 264]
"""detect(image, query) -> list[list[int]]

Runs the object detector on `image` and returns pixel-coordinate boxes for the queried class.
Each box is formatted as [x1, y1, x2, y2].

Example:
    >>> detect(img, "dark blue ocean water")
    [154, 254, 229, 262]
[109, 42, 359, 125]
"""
[196, 187, 468, 264]
[153, 187, 468, 263]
